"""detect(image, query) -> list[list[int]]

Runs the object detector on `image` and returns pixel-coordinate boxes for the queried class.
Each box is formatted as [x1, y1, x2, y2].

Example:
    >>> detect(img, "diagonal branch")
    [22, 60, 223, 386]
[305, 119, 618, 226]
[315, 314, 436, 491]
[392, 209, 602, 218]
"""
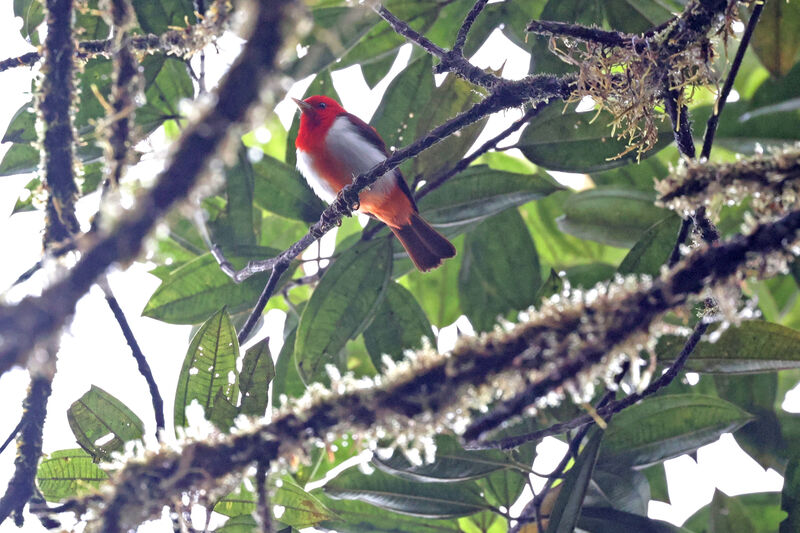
[70, 208, 800, 531]
[453, 0, 489, 55]
[0, 0, 297, 379]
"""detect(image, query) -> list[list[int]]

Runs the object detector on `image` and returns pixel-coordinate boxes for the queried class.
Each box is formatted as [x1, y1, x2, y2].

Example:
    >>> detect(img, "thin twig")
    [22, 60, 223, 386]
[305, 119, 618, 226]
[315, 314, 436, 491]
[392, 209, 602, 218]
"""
[700, 2, 764, 160]
[453, 0, 489, 55]
[100, 279, 165, 434]
[663, 86, 696, 159]
[526, 20, 634, 48]
[470, 316, 711, 450]
[0, 421, 23, 456]
[667, 217, 692, 268]
[255, 461, 272, 533]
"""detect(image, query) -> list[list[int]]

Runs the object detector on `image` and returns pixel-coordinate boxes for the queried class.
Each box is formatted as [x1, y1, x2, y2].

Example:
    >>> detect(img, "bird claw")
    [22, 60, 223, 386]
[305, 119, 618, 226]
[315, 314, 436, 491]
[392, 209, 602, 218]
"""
[336, 188, 360, 215]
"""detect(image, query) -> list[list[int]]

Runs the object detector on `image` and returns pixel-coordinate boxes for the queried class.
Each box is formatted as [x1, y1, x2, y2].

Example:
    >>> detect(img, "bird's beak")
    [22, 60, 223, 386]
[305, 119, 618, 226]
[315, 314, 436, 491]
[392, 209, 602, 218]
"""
[292, 97, 314, 115]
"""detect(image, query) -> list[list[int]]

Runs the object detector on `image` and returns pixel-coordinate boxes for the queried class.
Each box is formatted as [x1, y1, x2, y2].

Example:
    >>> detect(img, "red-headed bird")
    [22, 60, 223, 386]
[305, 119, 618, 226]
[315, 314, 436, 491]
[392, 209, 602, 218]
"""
[293, 95, 456, 272]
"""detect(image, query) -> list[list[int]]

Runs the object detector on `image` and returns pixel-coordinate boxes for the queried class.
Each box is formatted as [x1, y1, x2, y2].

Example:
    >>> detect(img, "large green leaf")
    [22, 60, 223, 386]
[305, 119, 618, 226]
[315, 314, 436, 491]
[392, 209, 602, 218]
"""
[142, 247, 284, 325]
[692, 101, 800, 155]
[458, 208, 541, 332]
[557, 188, 669, 248]
[413, 71, 489, 178]
[131, 0, 195, 34]
[400, 238, 463, 327]
[598, 394, 753, 467]
[577, 507, 694, 533]
[417, 165, 563, 229]
[685, 491, 783, 533]
[517, 104, 673, 172]
[363, 281, 433, 367]
[323, 467, 489, 518]
[215, 476, 337, 528]
[545, 428, 603, 533]
[782, 460, 800, 533]
[215, 145, 256, 246]
[586, 465, 650, 516]
[252, 155, 326, 223]
[748, 0, 800, 78]
[0, 143, 40, 177]
[14, 0, 44, 45]
[36, 449, 109, 502]
[372, 435, 512, 483]
[618, 214, 682, 276]
[519, 191, 628, 269]
[67, 386, 145, 460]
[136, 55, 194, 133]
[174, 308, 239, 428]
[656, 321, 800, 374]
[604, 0, 677, 33]
[372, 54, 435, 154]
[238, 338, 274, 417]
[314, 492, 464, 533]
[272, 307, 307, 407]
[287, 5, 380, 79]
[295, 239, 392, 385]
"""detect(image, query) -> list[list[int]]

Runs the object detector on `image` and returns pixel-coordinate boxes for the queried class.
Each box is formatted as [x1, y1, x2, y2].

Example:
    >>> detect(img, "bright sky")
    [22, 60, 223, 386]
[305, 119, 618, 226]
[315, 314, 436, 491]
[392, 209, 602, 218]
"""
[0, 3, 787, 532]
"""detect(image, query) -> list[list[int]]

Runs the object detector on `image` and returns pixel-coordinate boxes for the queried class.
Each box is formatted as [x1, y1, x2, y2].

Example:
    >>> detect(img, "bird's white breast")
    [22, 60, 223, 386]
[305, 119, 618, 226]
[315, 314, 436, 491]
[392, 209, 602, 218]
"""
[296, 115, 397, 205]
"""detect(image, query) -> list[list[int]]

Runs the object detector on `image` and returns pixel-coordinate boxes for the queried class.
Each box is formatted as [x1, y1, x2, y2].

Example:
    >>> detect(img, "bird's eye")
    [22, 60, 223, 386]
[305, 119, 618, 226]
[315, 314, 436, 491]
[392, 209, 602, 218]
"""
[318, 102, 327, 109]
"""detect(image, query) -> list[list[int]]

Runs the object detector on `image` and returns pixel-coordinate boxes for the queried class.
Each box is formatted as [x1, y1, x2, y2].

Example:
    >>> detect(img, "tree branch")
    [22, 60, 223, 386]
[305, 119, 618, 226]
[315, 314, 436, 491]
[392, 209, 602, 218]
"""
[701, 1, 764, 160]
[74, 208, 800, 531]
[0, 375, 53, 526]
[40, 0, 80, 247]
[453, 0, 489, 55]
[100, 280, 165, 434]
[0, 0, 297, 379]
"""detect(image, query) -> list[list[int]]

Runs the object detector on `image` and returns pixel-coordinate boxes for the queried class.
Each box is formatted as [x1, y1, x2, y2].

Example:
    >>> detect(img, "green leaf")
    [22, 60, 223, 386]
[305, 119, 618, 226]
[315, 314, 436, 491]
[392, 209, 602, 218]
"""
[557, 188, 669, 248]
[36, 449, 109, 502]
[218, 514, 259, 533]
[132, 0, 195, 34]
[417, 165, 563, 229]
[586, 465, 650, 515]
[534, 268, 564, 305]
[591, 152, 671, 191]
[0, 143, 40, 177]
[209, 388, 239, 431]
[545, 428, 604, 533]
[400, 239, 463, 327]
[413, 71, 489, 178]
[239, 338, 274, 417]
[692, 101, 800, 154]
[253, 155, 326, 223]
[217, 145, 256, 246]
[598, 394, 753, 468]
[323, 467, 489, 518]
[314, 492, 464, 533]
[519, 191, 629, 269]
[564, 262, 616, 288]
[685, 491, 783, 533]
[458, 208, 541, 332]
[142, 247, 285, 325]
[642, 463, 669, 504]
[136, 55, 195, 133]
[3, 102, 36, 144]
[14, 0, 44, 44]
[656, 321, 800, 374]
[577, 507, 694, 533]
[517, 104, 673, 172]
[782, 459, 800, 533]
[372, 55, 435, 154]
[272, 308, 307, 407]
[748, 0, 800, 78]
[372, 435, 512, 483]
[618, 214, 682, 276]
[287, 5, 379, 79]
[604, 0, 676, 33]
[295, 239, 392, 385]
[363, 281, 433, 367]
[75, 0, 109, 40]
[275, 476, 339, 528]
[174, 308, 239, 428]
[67, 386, 145, 460]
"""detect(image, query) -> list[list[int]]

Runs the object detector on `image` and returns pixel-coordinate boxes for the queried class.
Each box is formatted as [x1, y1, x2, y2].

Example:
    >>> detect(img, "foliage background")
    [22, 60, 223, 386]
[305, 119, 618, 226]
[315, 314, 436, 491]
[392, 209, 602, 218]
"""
[0, 0, 799, 531]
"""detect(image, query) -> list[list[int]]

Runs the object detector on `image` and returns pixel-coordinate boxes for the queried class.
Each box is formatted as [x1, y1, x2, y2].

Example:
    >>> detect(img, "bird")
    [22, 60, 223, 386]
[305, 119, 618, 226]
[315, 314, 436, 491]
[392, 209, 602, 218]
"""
[292, 95, 456, 272]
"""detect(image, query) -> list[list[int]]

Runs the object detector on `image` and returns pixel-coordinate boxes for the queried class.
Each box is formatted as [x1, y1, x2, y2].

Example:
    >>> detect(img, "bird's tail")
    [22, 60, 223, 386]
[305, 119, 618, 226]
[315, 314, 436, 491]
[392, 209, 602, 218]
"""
[391, 213, 456, 272]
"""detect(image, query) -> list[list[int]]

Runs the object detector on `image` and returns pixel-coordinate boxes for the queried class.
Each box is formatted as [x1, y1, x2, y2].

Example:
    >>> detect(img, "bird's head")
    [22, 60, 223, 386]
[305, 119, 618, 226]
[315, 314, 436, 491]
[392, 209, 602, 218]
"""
[293, 95, 346, 139]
